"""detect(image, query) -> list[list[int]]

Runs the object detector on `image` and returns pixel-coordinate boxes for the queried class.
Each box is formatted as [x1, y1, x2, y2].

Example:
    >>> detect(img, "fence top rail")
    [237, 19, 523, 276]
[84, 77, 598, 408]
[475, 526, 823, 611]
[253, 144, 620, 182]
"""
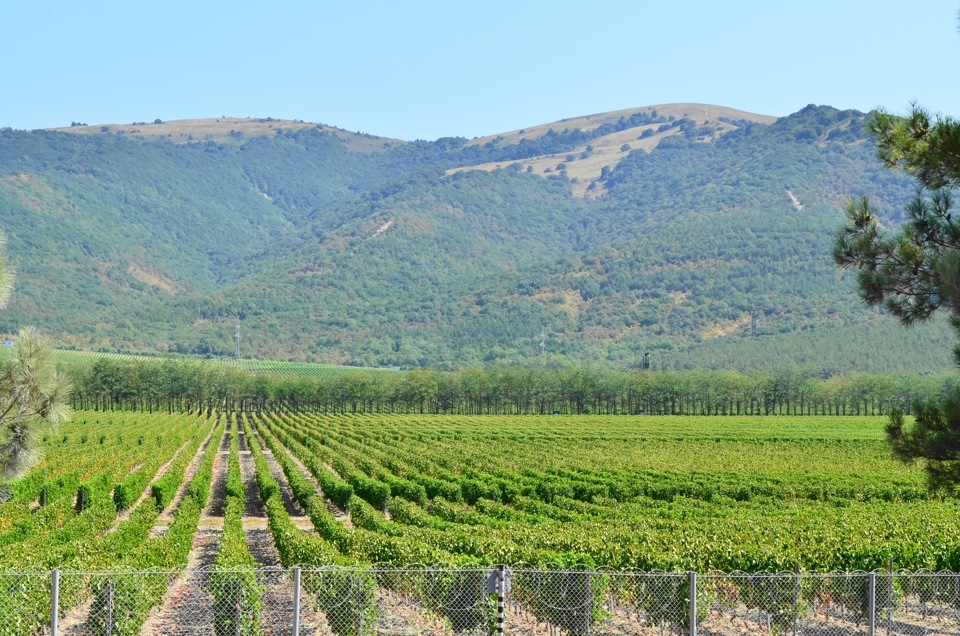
[4, 565, 960, 577]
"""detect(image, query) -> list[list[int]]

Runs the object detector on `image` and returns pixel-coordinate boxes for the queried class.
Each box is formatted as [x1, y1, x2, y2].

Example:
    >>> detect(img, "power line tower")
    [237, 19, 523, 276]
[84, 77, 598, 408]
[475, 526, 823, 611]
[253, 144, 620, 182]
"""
[235, 319, 241, 360]
[642, 352, 650, 370]
[540, 327, 546, 357]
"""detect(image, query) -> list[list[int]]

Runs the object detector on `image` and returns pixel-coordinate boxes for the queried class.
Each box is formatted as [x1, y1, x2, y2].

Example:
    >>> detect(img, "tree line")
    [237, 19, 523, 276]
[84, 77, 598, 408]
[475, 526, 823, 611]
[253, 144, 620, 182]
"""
[67, 358, 956, 417]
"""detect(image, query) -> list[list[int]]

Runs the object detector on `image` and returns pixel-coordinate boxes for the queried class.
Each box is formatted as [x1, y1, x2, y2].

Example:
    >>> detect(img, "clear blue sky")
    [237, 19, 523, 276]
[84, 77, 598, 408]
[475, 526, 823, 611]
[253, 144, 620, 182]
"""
[4, 0, 958, 140]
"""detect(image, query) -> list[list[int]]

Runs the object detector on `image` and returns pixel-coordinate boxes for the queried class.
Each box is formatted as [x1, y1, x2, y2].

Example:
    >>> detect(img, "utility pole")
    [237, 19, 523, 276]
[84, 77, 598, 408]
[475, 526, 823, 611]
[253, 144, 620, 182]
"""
[235, 319, 241, 360]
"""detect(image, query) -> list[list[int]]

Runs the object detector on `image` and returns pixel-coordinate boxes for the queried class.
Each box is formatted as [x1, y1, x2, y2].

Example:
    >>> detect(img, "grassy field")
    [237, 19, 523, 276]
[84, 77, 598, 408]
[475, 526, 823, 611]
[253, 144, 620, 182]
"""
[465, 103, 776, 147]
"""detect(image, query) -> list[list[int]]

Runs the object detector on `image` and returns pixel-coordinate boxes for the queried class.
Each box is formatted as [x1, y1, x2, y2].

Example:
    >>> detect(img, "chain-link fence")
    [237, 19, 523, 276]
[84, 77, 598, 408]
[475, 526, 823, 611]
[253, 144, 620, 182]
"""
[4, 566, 960, 636]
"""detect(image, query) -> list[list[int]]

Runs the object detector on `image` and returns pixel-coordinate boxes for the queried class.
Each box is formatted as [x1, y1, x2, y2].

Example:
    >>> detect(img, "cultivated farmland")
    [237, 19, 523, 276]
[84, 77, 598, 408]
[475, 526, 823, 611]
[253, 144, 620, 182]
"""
[4, 412, 955, 572]
[2, 411, 958, 635]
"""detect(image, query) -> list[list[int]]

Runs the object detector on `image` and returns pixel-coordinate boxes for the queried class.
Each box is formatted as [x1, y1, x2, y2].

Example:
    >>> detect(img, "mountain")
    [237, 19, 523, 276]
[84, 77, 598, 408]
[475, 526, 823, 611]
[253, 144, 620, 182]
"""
[0, 105, 948, 374]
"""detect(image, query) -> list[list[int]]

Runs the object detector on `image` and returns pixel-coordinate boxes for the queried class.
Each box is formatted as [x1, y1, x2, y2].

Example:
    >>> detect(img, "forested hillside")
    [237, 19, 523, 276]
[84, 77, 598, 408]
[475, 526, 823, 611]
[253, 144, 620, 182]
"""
[0, 105, 943, 373]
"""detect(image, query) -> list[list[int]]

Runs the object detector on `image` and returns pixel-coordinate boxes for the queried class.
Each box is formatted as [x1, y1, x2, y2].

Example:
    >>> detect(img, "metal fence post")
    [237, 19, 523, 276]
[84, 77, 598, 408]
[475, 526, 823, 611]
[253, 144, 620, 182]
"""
[868, 571, 876, 636]
[292, 567, 301, 636]
[51, 569, 60, 636]
[584, 569, 592, 636]
[497, 564, 505, 636]
[689, 571, 697, 636]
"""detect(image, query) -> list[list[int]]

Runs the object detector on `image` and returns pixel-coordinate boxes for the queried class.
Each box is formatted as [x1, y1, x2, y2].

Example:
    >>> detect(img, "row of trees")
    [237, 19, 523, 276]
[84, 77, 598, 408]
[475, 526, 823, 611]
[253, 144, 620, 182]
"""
[68, 358, 956, 417]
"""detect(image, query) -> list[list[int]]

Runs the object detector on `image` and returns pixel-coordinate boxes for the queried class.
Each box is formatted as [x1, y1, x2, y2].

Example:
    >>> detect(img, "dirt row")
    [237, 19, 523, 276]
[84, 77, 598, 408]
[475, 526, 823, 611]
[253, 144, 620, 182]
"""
[246, 417, 337, 528]
[249, 416, 455, 635]
[61, 421, 220, 636]
[150, 421, 221, 537]
[140, 418, 231, 635]
[238, 414, 329, 634]
[140, 413, 333, 634]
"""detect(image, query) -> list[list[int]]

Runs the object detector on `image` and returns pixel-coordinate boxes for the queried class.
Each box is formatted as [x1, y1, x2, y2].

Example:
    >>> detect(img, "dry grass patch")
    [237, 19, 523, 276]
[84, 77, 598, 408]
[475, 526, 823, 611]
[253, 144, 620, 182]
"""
[126, 259, 183, 294]
[450, 103, 774, 197]
[701, 314, 751, 339]
[467, 103, 775, 147]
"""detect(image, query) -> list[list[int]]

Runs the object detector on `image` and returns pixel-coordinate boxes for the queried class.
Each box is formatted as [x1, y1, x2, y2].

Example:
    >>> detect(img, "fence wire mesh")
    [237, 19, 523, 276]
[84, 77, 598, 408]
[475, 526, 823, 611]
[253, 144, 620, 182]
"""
[0, 570, 52, 636]
[699, 571, 871, 636]
[5, 567, 960, 636]
[887, 571, 960, 635]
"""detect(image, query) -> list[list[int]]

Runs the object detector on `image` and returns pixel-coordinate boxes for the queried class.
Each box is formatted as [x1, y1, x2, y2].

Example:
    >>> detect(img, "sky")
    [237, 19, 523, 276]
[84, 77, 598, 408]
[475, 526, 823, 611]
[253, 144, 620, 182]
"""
[4, 0, 959, 141]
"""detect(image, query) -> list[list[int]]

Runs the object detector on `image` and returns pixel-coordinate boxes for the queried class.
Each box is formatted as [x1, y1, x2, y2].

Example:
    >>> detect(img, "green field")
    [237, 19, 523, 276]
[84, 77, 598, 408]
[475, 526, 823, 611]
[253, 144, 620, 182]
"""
[0, 347, 396, 380]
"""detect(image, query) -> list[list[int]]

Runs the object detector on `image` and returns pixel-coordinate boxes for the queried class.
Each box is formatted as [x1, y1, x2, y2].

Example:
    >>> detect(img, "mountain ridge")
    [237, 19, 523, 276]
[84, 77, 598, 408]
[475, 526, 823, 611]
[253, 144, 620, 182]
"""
[46, 116, 403, 152]
[0, 103, 947, 373]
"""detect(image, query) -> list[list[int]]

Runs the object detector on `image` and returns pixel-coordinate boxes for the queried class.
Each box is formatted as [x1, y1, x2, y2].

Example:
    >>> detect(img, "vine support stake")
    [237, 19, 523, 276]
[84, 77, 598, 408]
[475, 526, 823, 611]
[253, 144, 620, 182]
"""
[888, 559, 895, 634]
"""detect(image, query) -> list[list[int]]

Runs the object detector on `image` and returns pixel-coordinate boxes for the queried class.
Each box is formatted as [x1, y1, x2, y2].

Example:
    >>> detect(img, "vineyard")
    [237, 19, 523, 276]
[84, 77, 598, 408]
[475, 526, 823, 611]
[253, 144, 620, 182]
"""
[2, 411, 960, 635]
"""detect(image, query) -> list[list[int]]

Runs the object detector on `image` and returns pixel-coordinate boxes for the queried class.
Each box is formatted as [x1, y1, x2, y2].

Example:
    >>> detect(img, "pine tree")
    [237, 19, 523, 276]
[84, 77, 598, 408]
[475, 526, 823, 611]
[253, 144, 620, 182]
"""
[0, 233, 72, 481]
[834, 106, 960, 330]
[835, 98, 960, 490]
